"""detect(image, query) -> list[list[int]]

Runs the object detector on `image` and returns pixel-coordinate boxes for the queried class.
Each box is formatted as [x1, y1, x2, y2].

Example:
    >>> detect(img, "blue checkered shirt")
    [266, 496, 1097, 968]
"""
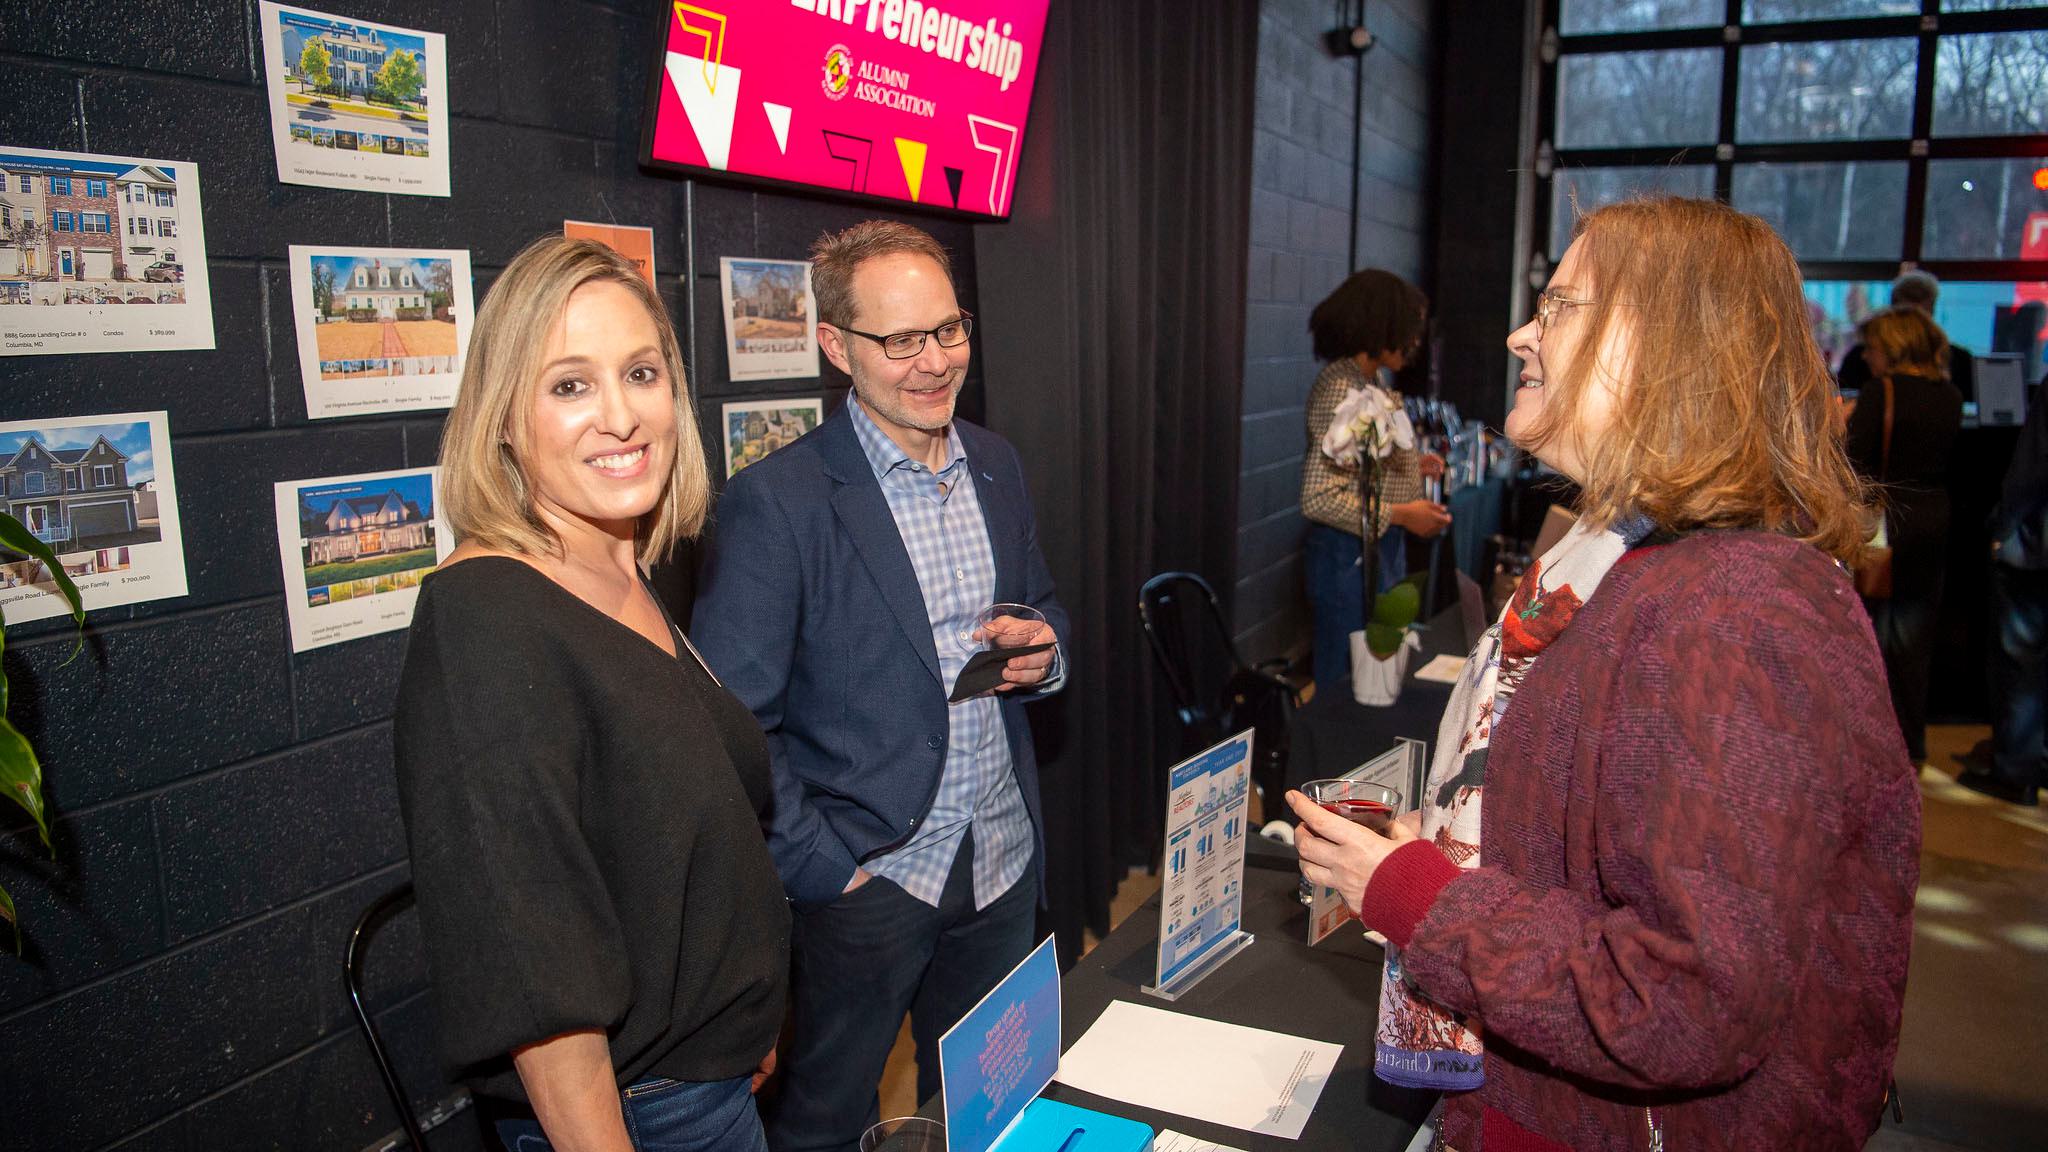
[848, 398, 1038, 910]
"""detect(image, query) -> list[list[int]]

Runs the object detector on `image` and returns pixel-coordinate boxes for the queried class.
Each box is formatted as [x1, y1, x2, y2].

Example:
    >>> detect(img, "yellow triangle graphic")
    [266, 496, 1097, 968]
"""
[894, 138, 928, 203]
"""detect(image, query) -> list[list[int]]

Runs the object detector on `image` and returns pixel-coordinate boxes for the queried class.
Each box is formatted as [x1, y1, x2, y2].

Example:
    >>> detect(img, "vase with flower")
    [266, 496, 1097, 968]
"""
[1319, 386, 1424, 705]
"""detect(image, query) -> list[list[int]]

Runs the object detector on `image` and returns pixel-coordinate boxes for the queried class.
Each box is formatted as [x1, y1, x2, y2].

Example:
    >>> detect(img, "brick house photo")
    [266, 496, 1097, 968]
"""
[0, 154, 188, 305]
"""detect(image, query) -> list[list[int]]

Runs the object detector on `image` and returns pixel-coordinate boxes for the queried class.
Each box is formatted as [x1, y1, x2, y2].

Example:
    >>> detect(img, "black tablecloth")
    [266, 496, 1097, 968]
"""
[912, 866, 1435, 1150]
[1285, 610, 1471, 794]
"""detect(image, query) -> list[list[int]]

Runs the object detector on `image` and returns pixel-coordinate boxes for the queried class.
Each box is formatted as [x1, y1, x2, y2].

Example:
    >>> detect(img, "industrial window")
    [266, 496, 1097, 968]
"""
[1538, 0, 2048, 377]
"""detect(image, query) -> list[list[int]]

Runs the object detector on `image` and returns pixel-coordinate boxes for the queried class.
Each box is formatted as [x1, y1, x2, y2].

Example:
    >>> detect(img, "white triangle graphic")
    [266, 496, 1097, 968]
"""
[763, 102, 792, 155]
[664, 52, 743, 171]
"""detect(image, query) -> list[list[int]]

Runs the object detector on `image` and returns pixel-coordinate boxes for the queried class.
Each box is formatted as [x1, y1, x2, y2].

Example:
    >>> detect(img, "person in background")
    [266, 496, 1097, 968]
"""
[1838, 270, 1976, 403]
[692, 220, 1067, 1152]
[1960, 372, 2048, 806]
[1847, 305, 1965, 766]
[1299, 268, 1449, 692]
[393, 237, 788, 1151]
[1289, 197, 1918, 1151]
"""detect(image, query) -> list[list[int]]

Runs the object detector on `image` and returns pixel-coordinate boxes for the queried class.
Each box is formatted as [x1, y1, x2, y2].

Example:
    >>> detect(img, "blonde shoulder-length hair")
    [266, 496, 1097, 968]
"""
[441, 235, 707, 566]
[1521, 196, 1873, 564]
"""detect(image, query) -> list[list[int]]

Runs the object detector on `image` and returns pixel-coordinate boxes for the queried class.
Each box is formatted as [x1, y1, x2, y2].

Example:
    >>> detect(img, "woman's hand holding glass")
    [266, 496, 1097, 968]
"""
[1286, 788, 1422, 917]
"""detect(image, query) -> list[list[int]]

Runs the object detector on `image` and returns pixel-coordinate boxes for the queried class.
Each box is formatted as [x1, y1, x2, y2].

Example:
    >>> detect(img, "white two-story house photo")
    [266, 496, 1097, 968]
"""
[301, 488, 432, 566]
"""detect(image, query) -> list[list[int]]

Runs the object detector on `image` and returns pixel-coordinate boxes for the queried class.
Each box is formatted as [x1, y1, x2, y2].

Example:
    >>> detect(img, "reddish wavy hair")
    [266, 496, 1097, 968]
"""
[1522, 197, 1874, 564]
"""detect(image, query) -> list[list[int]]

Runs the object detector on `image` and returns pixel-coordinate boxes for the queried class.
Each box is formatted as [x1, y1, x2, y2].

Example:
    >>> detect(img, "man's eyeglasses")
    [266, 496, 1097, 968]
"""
[1534, 290, 1596, 333]
[835, 312, 974, 359]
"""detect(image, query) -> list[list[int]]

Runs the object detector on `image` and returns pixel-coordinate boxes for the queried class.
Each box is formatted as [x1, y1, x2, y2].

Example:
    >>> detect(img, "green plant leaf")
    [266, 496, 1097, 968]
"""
[0, 714, 49, 855]
[1365, 620, 1408, 659]
[0, 883, 16, 955]
[1371, 578, 1421, 629]
[0, 514, 85, 656]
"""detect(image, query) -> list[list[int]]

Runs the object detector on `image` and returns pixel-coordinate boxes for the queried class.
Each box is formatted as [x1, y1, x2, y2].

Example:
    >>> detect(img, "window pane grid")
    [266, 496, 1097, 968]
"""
[1539, 2, 2048, 278]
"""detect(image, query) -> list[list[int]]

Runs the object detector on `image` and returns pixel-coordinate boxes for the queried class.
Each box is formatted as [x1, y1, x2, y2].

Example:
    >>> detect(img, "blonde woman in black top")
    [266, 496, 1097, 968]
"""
[393, 236, 788, 1151]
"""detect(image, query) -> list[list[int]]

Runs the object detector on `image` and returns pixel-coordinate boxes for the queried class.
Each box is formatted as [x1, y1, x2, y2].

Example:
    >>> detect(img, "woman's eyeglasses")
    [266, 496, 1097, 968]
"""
[1534, 290, 1596, 333]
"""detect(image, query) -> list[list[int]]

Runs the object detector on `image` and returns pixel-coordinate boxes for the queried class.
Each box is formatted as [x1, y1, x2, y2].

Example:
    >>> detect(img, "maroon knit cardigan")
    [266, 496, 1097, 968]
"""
[1361, 532, 1920, 1152]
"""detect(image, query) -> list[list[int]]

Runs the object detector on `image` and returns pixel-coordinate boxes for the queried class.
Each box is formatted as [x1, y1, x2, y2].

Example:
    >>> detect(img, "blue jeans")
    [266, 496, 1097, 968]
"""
[494, 1074, 766, 1152]
[1990, 562, 2048, 788]
[1305, 523, 1407, 691]
[765, 830, 1038, 1152]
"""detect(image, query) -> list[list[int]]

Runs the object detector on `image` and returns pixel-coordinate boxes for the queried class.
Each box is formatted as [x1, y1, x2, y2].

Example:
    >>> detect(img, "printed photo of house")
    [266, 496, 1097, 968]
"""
[728, 260, 810, 340]
[305, 251, 459, 379]
[275, 7, 433, 158]
[0, 420, 162, 558]
[0, 155, 188, 306]
[295, 473, 436, 606]
[724, 399, 823, 477]
[719, 256, 818, 379]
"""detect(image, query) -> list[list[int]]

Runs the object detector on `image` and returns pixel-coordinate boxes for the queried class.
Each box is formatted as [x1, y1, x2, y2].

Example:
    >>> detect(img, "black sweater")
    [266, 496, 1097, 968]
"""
[1845, 371, 1963, 595]
[392, 557, 789, 1102]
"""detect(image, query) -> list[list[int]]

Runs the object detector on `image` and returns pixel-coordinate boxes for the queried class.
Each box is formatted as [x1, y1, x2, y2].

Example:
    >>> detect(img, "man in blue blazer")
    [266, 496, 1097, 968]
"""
[691, 220, 1068, 1152]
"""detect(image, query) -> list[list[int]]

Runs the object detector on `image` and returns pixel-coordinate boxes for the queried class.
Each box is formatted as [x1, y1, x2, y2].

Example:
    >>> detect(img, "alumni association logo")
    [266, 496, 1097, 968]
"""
[822, 44, 852, 100]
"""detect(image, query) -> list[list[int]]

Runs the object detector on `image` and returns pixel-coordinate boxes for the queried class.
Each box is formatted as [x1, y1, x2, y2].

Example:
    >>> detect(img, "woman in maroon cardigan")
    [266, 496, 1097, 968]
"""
[1290, 197, 1920, 1152]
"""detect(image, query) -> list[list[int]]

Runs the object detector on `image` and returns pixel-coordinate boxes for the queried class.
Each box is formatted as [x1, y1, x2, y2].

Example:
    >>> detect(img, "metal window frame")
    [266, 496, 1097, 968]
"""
[1533, 0, 2048, 284]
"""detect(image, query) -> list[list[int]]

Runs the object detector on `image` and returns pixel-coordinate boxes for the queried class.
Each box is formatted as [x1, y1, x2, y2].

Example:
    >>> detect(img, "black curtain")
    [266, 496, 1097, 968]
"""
[975, 0, 1258, 966]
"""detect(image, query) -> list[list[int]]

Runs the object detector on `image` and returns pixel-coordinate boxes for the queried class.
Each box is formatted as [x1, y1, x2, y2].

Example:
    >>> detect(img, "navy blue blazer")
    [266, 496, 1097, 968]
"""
[690, 403, 1069, 909]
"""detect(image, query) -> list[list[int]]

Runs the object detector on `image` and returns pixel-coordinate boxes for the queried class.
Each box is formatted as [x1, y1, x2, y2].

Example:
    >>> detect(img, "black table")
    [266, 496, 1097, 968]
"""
[911, 866, 1435, 1150]
[1285, 610, 1471, 794]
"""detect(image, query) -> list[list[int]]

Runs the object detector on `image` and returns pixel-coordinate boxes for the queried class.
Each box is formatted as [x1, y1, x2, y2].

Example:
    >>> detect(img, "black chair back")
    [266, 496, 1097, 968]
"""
[345, 882, 429, 1152]
[1138, 572, 1241, 739]
[1138, 572, 1296, 811]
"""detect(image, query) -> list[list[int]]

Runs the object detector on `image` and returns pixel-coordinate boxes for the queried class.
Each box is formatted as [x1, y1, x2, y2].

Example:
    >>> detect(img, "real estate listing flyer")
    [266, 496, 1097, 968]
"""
[260, 2, 452, 196]
[288, 245, 474, 418]
[723, 397, 823, 477]
[0, 410, 189, 624]
[273, 466, 450, 652]
[720, 257, 820, 381]
[0, 146, 214, 357]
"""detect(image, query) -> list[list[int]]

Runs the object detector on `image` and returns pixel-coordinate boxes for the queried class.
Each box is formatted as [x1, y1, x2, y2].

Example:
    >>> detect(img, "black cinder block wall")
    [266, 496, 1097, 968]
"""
[0, 4, 978, 1148]
[1233, 0, 1436, 664]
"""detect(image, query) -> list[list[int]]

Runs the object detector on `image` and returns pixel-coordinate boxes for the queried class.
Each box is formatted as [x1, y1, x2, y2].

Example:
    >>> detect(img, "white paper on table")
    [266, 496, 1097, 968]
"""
[1413, 653, 1467, 683]
[1155, 1131, 1249, 1152]
[1053, 1000, 1341, 1140]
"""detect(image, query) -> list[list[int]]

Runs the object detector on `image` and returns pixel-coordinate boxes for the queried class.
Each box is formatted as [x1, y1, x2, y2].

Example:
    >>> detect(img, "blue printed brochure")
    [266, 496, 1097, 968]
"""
[940, 936, 1063, 1152]
[1151, 730, 1255, 994]
[939, 934, 1155, 1152]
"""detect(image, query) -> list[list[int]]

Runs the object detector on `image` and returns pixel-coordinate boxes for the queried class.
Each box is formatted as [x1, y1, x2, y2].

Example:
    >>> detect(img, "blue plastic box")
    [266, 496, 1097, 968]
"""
[989, 1098, 1154, 1152]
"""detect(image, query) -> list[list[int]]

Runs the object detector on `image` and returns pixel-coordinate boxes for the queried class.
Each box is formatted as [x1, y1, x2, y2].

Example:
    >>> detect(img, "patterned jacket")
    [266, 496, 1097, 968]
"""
[1300, 357, 1422, 539]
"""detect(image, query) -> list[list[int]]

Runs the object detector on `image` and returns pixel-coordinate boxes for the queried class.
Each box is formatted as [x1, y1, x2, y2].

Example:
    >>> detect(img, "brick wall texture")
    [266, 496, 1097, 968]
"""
[1234, 0, 1434, 664]
[0, 3, 977, 1148]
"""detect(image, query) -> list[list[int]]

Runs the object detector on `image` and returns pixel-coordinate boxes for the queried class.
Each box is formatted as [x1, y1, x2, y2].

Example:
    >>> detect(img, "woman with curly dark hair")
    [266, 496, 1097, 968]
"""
[1299, 268, 1449, 690]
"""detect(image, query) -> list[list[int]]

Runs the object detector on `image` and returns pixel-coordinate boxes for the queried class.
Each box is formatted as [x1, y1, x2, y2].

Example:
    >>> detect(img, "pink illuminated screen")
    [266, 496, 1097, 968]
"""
[645, 0, 1049, 219]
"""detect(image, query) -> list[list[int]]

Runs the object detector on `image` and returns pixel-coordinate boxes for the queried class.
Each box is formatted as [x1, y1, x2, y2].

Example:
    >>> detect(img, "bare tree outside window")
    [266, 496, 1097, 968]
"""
[1924, 158, 2048, 259]
[1935, 31, 2048, 138]
[1744, 0, 1917, 21]
[1738, 39, 1917, 143]
[1942, 0, 2048, 12]
[1558, 49, 1721, 148]
[1733, 161, 1908, 259]
[1560, 0, 1719, 34]
[1551, 166, 1715, 257]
